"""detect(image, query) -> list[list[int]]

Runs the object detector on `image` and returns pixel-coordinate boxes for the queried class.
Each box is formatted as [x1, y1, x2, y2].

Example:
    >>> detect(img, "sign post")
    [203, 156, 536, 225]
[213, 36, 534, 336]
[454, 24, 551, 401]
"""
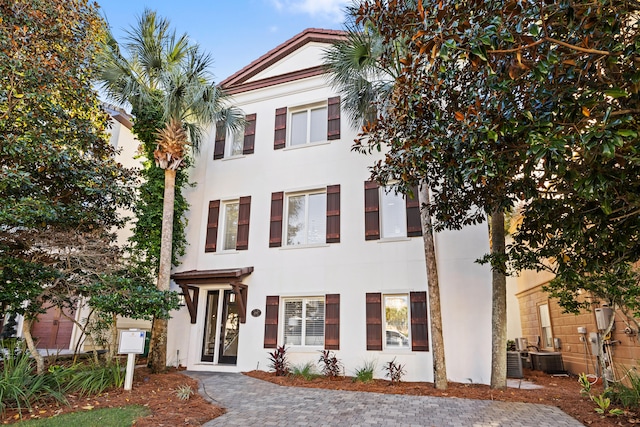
[118, 329, 146, 391]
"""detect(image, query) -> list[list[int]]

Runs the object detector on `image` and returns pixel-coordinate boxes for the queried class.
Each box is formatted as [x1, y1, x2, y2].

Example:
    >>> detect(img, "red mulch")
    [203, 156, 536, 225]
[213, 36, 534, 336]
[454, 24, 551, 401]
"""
[1, 367, 224, 426]
[245, 369, 640, 426]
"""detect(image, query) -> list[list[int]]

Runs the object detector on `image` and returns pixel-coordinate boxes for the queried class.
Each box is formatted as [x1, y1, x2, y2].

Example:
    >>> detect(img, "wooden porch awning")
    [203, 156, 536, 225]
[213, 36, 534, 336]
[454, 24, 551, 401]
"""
[171, 267, 253, 325]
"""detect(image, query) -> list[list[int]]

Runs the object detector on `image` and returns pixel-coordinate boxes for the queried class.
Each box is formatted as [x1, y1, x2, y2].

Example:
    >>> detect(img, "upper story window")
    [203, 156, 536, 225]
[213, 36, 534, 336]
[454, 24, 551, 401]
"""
[273, 97, 340, 149]
[269, 185, 340, 248]
[214, 114, 256, 159]
[204, 196, 251, 252]
[285, 191, 327, 246]
[290, 104, 328, 146]
[364, 181, 422, 241]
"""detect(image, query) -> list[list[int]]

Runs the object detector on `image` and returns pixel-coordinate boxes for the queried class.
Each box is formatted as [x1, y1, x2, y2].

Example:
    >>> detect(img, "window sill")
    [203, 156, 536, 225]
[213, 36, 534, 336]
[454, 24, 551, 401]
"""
[279, 243, 329, 250]
[377, 237, 411, 243]
[283, 140, 330, 151]
[214, 250, 239, 255]
[221, 155, 246, 161]
[284, 346, 325, 353]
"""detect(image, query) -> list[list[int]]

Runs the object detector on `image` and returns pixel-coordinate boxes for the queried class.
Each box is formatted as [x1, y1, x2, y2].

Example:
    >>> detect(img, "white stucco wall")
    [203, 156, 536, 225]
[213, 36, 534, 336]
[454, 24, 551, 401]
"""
[167, 42, 493, 384]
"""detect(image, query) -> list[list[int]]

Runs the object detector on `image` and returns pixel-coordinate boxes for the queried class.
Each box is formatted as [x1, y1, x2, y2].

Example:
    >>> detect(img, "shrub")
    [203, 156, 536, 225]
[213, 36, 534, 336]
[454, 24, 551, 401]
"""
[383, 358, 405, 384]
[318, 350, 342, 378]
[64, 359, 125, 396]
[268, 345, 289, 376]
[0, 340, 66, 415]
[174, 384, 194, 400]
[608, 367, 640, 408]
[353, 360, 376, 383]
[291, 362, 319, 380]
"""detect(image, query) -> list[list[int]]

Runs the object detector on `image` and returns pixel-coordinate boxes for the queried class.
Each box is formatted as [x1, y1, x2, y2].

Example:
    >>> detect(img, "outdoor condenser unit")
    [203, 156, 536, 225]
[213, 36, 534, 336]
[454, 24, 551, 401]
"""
[529, 352, 565, 374]
[507, 351, 523, 378]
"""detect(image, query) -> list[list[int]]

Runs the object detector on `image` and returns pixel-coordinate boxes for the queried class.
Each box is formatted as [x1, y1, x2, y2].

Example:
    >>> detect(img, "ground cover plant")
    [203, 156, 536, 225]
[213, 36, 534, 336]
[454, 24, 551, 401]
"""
[13, 405, 150, 427]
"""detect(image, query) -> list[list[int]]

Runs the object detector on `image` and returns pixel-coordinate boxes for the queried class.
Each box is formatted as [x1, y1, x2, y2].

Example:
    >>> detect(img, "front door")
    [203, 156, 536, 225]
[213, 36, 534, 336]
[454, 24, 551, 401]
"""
[201, 289, 239, 364]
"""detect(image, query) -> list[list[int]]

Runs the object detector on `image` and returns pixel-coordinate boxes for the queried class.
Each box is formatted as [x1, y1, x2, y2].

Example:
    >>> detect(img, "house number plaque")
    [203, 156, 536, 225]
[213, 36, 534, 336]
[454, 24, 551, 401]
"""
[251, 309, 261, 318]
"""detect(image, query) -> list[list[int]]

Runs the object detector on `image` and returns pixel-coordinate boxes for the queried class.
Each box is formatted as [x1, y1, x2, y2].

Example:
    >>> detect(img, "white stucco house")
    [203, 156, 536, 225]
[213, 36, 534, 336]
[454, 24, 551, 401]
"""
[166, 28, 493, 383]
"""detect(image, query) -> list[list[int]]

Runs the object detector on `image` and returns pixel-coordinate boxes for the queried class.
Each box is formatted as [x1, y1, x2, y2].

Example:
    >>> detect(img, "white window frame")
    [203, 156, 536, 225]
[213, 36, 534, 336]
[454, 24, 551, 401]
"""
[383, 294, 411, 350]
[282, 296, 325, 348]
[220, 200, 239, 251]
[284, 190, 326, 246]
[225, 126, 245, 157]
[379, 187, 407, 239]
[288, 102, 328, 147]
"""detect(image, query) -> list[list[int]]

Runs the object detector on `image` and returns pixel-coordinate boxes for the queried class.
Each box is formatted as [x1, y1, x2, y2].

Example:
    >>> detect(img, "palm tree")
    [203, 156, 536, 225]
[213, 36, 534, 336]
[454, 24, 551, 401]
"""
[98, 10, 243, 372]
[323, 18, 448, 389]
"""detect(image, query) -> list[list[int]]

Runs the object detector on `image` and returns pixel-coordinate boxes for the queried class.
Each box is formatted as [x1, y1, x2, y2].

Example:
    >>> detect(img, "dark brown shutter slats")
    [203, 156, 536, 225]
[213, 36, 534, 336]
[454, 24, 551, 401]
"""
[326, 185, 340, 243]
[364, 181, 380, 241]
[325, 294, 340, 350]
[243, 113, 256, 155]
[214, 121, 225, 160]
[410, 291, 429, 351]
[274, 107, 287, 149]
[236, 196, 251, 250]
[264, 296, 279, 349]
[366, 293, 382, 350]
[327, 96, 340, 140]
[204, 200, 220, 252]
[269, 192, 284, 247]
[406, 185, 423, 237]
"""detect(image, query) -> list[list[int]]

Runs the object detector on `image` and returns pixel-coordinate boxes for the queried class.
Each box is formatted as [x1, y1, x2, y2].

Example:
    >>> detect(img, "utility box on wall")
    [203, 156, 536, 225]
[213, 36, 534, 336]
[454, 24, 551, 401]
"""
[595, 306, 614, 331]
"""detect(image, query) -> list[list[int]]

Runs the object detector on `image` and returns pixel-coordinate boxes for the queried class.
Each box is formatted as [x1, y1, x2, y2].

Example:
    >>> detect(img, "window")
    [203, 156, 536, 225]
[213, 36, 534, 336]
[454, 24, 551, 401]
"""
[283, 297, 325, 347]
[285, 191, 327, 246]
[214, 114, 256, 159]
[364, 181, 422, 240]
[221, 201, 239, 250]
[290, 105, 328, 146]
[273, 97, 340, 149]
[384, 295, 410, 349]
[380, 190, 407, 238]
[204, 197, 251, 252]
[539, 303, 553, 349]
[366, 292, 428, 352]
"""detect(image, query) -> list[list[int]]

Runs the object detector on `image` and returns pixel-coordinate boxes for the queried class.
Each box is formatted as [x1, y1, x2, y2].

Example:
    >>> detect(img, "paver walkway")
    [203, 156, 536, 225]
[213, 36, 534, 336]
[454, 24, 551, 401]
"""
[187, 372, 584, 427]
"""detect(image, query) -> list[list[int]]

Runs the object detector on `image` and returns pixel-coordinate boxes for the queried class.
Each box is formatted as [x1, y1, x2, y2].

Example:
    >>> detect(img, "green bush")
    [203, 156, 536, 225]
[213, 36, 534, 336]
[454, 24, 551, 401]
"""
[608, 368, 640, 408]
[353, 360, 376, 383]
[0, 340, 66, 415]
[64, 360, 125, 396]
[290, 362, 319, 380]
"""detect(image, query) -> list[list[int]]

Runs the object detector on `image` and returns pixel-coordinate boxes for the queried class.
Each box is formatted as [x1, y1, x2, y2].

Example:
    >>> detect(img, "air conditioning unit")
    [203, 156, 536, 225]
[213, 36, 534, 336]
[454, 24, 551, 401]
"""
[515, 337, 528, 352]
[530, 351, 565, 374]
[507, 351, 523, 378]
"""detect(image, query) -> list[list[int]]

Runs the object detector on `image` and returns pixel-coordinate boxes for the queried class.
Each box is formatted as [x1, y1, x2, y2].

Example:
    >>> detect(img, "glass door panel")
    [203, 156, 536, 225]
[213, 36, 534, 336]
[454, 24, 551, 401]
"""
[201, 291, 219, 362]
[218, 290, 239, 364]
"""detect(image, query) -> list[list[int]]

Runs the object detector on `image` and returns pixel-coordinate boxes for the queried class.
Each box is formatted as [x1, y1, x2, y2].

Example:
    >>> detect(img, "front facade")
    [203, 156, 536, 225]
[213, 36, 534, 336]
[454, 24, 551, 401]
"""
[167, 29, 493, 383]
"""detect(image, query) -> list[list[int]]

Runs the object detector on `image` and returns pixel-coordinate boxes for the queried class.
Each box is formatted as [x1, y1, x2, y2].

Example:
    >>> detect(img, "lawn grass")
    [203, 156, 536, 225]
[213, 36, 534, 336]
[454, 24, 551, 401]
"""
[15, 405, 150, 426]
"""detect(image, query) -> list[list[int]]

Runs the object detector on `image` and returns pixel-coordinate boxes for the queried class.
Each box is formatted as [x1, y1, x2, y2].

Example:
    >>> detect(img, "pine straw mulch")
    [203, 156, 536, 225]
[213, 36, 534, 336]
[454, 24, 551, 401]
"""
[245, 368, 640, 427]
[1, 367, 224, 426]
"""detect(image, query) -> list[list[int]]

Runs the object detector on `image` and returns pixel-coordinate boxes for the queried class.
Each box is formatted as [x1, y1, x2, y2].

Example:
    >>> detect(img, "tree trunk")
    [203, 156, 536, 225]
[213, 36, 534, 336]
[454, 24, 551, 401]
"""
[148, 168, 176, 373]
[490, 208, 507, 390]
[418, 183, 448, 390]
[22, 318, 45, 375]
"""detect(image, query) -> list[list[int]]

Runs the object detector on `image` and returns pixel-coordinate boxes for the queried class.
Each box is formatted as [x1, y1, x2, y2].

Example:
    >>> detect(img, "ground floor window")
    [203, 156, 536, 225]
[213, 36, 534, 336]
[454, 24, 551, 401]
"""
[384, 294, 410, 349]
[283, 297, 325, 347]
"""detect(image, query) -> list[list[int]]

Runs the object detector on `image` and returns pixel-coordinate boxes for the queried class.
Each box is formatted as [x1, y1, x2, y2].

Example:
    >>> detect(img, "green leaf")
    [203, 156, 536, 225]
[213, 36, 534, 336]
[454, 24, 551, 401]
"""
[529, 24, 539, 37]
[616, 129, 637, 138]
[604, 89, 629, 98]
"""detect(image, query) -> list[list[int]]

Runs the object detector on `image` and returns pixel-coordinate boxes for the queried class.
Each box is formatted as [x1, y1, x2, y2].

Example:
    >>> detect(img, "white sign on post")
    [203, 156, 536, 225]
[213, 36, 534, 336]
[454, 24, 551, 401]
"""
[118, 329, 147, 391]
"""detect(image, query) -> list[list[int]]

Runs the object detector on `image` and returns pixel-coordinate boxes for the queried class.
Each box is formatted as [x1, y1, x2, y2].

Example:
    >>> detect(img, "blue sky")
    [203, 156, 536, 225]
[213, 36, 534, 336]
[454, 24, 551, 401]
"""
[96, 0, 351, 82]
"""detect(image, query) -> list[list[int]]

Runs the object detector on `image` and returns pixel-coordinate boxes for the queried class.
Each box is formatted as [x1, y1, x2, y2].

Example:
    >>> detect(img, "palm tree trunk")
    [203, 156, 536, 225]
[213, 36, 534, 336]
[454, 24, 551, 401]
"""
[22, 318, 45, 375]
[418, 183, 447, 390]
[148, 168, 176, 373]
[490, 208, 507, 389]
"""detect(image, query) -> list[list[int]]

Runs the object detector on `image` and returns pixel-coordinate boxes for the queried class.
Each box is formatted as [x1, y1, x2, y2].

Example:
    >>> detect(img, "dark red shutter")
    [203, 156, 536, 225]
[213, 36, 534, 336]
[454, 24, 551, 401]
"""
[243, 113, 256, 155]
[236, 196, 251, 250]
[366, 293, 382, 350]
[364, 181, 380, 241]
[327, 96, 340, 140]
[326, 185, 340, 243]
[410, 291, 429, 351]
[204, 200, 220, 252]
[274, 107, 287, 150]
[214, 121, 225, 160]
[269, 192, 284, 247]
[264, 296, 279, 349]
[406, 185, 423, 237]
[325, 294, 340, 350]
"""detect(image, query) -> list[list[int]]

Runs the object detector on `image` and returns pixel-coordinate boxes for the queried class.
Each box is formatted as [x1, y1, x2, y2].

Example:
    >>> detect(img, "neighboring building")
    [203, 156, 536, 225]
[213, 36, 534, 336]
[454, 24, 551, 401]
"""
[166, 29, 494, 383]
[515, 269, 640, 380]
[28, 106, 150, 353]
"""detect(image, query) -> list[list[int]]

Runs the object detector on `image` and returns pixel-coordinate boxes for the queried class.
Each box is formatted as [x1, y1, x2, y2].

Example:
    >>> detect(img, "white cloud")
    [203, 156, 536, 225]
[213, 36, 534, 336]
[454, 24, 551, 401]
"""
[270, 0, 350, 23]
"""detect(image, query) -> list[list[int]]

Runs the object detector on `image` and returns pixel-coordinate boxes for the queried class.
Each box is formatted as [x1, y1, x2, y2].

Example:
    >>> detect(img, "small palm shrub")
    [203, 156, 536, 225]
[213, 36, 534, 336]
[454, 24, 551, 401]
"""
[0, 340, 66, 415]
[383, 358, 405, 384]
[291, 362, 319, 380]
[353, 360, 376, 383]
[65, 359, 125, 396]
[318, 350, 342, 378]
[268, 345, 289, 376]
